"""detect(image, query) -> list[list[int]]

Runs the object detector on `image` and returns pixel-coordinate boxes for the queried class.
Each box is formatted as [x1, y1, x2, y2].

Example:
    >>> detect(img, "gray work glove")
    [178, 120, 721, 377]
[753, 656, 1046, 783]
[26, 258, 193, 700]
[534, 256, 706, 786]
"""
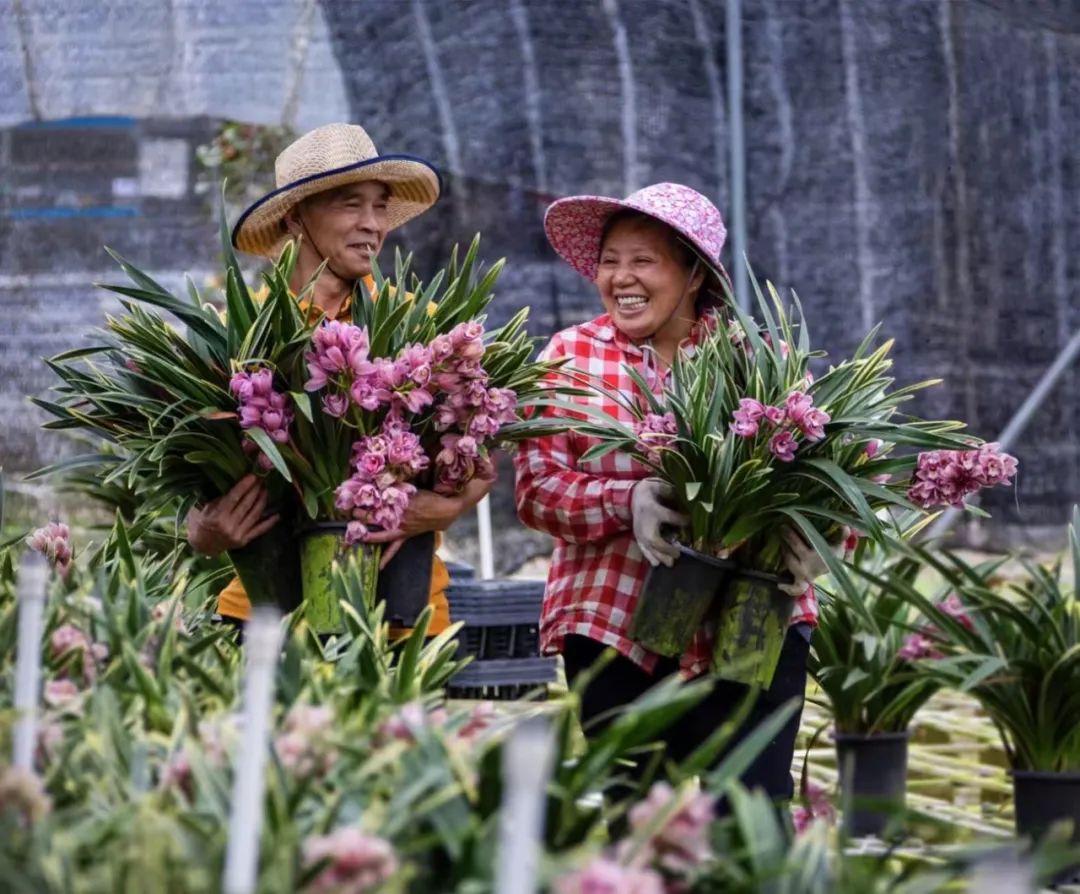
[778, 526, 850, 596]
[631, 479, 689, 568]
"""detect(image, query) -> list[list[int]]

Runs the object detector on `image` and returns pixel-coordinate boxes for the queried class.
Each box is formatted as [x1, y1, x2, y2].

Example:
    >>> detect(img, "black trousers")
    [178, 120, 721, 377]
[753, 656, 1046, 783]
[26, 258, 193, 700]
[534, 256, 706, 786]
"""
[562, 624, 810, 803]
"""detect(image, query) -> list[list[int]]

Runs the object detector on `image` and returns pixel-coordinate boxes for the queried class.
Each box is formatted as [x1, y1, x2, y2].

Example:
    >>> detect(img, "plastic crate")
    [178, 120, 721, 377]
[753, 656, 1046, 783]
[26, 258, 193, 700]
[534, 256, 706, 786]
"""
[447, 657, 558, 700]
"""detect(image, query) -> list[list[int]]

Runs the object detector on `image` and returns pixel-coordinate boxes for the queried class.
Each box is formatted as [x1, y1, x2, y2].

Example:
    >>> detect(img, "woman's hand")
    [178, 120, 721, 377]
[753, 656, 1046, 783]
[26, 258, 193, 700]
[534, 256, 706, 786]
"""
[365, 473, 497, 568]
[778, 526, 849, 596]
[185, 474, 280, 556]
[631, 478, 688, 567]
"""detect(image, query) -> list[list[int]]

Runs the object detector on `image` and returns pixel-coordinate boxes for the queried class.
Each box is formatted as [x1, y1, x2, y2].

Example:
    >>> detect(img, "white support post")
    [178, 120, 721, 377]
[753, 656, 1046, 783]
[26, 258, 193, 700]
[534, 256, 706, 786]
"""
[477, 494, 495, 580]
[494, 718, 555, 894]
[13, 552, 48, 772]
[223, 607, 283, 894]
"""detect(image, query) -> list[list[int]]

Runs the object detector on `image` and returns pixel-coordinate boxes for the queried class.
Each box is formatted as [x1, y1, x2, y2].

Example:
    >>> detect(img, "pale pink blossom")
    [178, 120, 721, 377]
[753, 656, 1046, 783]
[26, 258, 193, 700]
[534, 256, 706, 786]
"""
[898, 632, 943, 661]
[302, 827, 398, 894]
[625, 781, 715, 874]
[553, 858, 664, 894]
[784, 391, 830, 441]
[28, 522, 73, 577]
[0, 766, 52, 827]
[43, 678, 81, 709]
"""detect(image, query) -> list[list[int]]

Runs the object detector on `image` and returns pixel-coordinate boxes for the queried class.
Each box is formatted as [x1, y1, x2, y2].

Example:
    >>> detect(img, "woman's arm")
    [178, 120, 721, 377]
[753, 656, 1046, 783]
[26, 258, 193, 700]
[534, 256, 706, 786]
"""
[513, 419, 638, 545]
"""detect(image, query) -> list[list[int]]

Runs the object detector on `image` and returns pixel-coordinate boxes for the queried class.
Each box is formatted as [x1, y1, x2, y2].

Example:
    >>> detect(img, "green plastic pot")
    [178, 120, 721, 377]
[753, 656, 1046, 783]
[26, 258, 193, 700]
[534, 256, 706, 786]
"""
[711, 566, 795, 687]
[299, 523, 378, 634]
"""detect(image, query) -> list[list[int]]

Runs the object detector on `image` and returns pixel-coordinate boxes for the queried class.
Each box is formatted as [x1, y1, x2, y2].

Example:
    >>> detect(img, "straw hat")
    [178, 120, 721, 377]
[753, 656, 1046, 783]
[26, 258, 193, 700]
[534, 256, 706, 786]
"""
[544, 182, 728, 283]
[231, 123, 442, 258]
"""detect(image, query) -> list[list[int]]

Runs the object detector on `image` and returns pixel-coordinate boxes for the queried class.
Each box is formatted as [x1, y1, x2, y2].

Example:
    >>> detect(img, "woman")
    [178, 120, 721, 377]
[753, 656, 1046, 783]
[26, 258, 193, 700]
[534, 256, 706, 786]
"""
[514, 183, 828, 804]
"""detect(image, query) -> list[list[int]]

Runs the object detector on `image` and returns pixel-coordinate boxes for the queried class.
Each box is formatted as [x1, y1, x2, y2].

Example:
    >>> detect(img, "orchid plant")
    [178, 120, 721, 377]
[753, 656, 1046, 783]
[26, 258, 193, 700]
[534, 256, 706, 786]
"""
[882, 509, 1080, 773]
[555, 273, 1017, 577]
[30, 210, 567, 603]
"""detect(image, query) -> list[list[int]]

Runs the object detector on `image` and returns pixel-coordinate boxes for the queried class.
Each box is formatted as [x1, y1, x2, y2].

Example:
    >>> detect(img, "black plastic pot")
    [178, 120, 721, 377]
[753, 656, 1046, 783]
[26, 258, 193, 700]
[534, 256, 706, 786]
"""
[629, 545, 735, 657]
[227, 520, 301, 613]
[376, 531, 435, 627]
[834, 731, 909, 839]
[1013, 770, 1080, 886]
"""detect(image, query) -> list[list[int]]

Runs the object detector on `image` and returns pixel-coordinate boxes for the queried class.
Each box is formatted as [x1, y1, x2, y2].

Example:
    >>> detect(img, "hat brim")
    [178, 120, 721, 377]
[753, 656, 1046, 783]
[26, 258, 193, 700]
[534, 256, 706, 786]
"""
[544, 193, 729, 285]
[232, 154, 443, 259]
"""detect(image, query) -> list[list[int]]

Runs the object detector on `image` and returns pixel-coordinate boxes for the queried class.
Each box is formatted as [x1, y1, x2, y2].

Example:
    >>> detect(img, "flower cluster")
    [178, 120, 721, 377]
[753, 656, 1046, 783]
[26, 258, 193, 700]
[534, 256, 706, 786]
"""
[898, 593, 975, 662]
[634, 412, 678, 466]
[230, 367, 294, 469]
[621, 781, 715, 875]
[729, 391, 830, 462]
[906, 443, 1018, 509]
[307, 319, 518, 533]
[335, 417, 427, 545]
[27, 522, 73, 577]
[553, 858, 664, 894]
[0, 766, 52, 828]
[302, 827, 398, 894]
[49, 623, 109, 683]
[791, 781, 836, 835]
[275, 703, 337, 780]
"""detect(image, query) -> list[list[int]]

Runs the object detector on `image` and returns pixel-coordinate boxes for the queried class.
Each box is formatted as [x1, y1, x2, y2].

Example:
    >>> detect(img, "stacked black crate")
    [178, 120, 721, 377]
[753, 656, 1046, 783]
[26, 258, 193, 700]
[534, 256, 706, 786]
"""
[445, 567, 556, 699]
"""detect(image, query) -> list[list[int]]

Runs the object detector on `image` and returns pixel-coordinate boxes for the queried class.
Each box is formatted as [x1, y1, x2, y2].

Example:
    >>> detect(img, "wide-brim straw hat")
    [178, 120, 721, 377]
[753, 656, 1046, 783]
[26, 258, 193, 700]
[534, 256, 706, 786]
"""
[544, 182, 729, 284]
[231, 123, 442, 258]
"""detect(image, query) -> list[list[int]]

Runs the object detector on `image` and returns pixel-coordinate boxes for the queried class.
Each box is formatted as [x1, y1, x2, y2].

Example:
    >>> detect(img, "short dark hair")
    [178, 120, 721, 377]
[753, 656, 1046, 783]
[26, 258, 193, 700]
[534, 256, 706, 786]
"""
[599, 210, 726, 311]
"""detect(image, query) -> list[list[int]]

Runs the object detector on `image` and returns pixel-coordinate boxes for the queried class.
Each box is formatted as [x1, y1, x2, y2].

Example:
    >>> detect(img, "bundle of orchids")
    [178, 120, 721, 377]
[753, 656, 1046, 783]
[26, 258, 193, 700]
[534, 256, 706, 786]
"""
[555, 270, 1017, 682]
[33, 223, 562, 599]
[568, 273, 1017, 572]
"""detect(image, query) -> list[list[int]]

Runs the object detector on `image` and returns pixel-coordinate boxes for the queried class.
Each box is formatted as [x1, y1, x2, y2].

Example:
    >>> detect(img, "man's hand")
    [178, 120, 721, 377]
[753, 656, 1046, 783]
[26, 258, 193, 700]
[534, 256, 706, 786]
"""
[365, 474, 496, 568]
[778, 526, 850, 596]
[631, 478, 688, 568]
[185, 474, 279, 556]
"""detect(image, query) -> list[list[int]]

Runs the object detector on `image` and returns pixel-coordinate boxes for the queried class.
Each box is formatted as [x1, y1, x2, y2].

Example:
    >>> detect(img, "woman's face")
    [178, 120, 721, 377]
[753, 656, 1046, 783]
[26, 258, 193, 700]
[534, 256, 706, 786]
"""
[595, 217, 701, 343]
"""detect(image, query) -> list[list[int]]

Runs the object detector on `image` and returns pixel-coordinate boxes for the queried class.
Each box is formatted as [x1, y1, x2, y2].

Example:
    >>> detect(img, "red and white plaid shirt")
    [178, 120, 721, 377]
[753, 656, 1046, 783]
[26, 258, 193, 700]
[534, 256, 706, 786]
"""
[514, 312, 818, 678]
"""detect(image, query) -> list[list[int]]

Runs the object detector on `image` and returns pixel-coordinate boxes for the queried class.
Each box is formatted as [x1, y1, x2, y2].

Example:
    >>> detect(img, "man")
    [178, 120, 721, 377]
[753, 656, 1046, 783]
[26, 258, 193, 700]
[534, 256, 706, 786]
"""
[186, 123, 492, 631]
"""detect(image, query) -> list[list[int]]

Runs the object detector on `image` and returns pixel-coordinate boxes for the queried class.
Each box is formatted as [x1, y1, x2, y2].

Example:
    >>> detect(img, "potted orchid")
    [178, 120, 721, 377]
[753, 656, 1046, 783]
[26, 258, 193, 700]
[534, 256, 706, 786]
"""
[810, 543, 976, 838]
[273, 242, 565, 631]
[885, 513, 1080, 873]
[555, 271, 1018, 686]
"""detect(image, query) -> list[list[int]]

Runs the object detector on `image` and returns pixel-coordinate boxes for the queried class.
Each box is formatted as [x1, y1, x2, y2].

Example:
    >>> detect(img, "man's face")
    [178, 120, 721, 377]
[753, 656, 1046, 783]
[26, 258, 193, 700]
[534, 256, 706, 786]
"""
[292, 181, 390, 280]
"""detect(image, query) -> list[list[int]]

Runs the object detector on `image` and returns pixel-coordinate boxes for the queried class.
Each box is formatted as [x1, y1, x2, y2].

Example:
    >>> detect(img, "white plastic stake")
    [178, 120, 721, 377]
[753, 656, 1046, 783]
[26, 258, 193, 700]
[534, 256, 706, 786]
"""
[477, 494, 495, 580]
[494, 718, 555, 894]
[223, 607, 283, 894]
[13, 552, 48, 772]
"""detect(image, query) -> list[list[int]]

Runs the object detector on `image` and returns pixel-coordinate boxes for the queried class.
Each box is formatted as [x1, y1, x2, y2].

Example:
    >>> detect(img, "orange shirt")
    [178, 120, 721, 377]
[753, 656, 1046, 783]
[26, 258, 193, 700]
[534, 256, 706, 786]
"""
[216, 275, 451, 635]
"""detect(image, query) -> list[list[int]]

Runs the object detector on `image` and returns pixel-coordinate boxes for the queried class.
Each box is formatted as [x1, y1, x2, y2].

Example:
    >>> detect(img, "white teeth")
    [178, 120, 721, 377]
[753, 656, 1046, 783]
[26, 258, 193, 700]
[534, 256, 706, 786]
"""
[616, 295, 647, 308]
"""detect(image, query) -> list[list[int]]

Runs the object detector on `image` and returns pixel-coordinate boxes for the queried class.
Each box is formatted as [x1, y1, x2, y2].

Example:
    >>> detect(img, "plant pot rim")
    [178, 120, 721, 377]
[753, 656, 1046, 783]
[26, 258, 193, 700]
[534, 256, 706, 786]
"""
[833, 729, 912, 744]
[731, 564, 796, 585]
[1010, 769, 1080, 782]
[301, 520, 350, 532]
[674, 542, 738, 570]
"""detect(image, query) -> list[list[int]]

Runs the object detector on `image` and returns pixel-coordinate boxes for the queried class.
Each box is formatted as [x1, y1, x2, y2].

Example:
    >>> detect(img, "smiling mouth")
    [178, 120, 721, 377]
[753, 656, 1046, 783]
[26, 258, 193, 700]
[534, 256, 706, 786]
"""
[615, 294, 648, 310]
[348, 242, 377, 255]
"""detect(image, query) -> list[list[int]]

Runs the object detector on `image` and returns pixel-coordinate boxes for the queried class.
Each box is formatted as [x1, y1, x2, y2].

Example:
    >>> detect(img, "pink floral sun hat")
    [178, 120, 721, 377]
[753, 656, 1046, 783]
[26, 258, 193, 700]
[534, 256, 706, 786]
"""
[543, 182, 729, 282]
